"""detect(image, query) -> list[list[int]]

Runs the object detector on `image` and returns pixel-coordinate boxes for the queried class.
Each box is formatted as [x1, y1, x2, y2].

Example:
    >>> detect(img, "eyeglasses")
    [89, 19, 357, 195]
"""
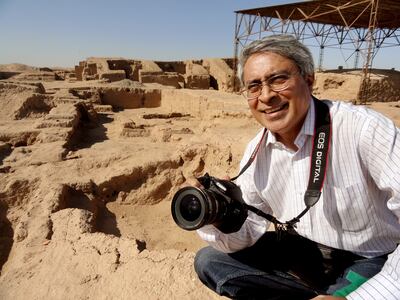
[241, 72, 299, 100]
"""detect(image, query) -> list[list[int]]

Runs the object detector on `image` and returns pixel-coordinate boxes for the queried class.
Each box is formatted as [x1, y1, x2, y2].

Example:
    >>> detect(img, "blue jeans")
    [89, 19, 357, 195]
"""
[194, 232, 387, 299]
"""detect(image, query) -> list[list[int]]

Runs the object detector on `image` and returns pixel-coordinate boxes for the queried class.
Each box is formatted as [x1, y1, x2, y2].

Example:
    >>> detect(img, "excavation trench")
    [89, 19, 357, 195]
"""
[0, 82, 246, 273]
[55, 148, 232, 252]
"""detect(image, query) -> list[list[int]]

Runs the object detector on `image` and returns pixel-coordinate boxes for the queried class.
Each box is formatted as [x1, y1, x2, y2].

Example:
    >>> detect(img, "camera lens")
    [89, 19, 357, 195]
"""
[180, 195, 202, 221]
[171, 186, 209, 230]
[171, 177, 249, 233]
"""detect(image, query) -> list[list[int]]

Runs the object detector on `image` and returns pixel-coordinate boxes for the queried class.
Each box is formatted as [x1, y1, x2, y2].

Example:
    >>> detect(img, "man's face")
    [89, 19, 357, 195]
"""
[242, 52, 314, 145]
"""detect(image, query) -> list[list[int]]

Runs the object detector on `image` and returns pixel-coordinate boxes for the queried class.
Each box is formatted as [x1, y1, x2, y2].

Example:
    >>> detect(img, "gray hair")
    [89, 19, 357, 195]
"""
[238, 34, 314, 85]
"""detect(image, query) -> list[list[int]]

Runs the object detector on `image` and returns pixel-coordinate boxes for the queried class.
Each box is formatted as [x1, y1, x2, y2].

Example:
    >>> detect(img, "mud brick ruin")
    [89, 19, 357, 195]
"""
[1, 56, 400, 299]
[74, 57, 239, 92]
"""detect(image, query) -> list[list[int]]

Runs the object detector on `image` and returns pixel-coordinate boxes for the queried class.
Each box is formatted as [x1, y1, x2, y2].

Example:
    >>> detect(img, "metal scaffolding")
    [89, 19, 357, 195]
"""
[233, 0, 400, 103]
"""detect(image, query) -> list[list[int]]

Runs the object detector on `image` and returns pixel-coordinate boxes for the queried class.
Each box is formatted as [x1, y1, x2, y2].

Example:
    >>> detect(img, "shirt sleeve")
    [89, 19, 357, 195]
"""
[347, 112, 400, 299]
[196, 130, 271, 253]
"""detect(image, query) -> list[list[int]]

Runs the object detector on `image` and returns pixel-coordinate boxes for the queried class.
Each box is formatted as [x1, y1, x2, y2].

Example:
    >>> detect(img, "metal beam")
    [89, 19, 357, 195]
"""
[233, 0, 400, 100]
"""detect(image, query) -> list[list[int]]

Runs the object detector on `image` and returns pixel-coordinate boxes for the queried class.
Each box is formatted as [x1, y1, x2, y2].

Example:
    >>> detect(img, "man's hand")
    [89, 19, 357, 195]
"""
[180, 175, 204, 188]
[310, 296, 346, 300]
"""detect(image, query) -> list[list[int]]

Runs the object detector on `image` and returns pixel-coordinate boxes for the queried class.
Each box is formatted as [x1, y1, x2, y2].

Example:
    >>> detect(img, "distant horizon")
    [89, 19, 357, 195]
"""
[2, 47, 399, 71]
[2, 61, 399, 74]
[1, 0, 399, 70]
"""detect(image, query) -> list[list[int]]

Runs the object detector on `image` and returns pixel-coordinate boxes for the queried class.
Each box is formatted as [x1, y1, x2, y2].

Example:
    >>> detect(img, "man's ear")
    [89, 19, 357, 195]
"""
[305, 74, 315, 89]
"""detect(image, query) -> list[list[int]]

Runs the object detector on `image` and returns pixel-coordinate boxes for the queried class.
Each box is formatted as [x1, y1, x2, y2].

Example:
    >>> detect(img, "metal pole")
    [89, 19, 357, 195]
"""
[318, 45, 324, 71]
[358, 0, 379, 104]
[354, 49, 360, 69]
[233, 13, 240, 92]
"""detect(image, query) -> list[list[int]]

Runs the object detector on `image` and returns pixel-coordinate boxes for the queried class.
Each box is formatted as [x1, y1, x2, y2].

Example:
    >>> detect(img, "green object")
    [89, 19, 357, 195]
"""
[333, 270, 368, 297]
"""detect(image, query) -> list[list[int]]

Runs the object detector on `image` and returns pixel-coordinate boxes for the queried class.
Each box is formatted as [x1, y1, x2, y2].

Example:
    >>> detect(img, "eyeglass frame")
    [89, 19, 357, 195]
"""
[240, 70, 300, 101]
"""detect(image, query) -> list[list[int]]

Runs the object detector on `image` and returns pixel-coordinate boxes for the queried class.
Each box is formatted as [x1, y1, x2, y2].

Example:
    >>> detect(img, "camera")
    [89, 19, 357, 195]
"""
[171, 173, 248, 234]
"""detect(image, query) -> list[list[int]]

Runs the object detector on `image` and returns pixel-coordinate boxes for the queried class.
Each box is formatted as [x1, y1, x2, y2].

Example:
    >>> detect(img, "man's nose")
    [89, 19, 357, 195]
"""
[257, 83, 276, 103]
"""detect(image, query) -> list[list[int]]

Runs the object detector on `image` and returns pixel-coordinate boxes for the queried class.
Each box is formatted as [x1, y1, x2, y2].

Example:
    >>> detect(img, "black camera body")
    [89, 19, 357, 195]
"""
[171, 173, 248, 234]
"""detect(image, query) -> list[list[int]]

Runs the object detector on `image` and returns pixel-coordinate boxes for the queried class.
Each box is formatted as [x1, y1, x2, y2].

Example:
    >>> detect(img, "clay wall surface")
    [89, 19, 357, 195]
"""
[75, 63, 84, 81]
[360, 70, 400, 102]
[0, 82, 48, 120]
[202, 58, 236, 92]
[161, 89, 250, 119]
[313, 69, 400, 102]
[72, 57, 239, 92]
[11, 71, 60, 82]
[184, 63, 209, 89]
[155, 61, 186, 74]
[75, 65, 83, 81]
[128, 61, 142, 81]
[99, 70, 126, 83]
[139, 71, 182, 88]
[99, 87, 161, 109]
[86, 63, 98, 76]
[107, 59, 136, 79]
[0, 72, 21, 80]
[107, 59, 132, 72]
[185, 62, 208, 76]
[86, 57, 111, 73]
[0, 81, 46, 94]
[184, 75, 209, 89]
[140, 60, 163, 73]
[77, 58, 145, 83]
[313, 72, 361, 102]
[222, 58, 235, 70]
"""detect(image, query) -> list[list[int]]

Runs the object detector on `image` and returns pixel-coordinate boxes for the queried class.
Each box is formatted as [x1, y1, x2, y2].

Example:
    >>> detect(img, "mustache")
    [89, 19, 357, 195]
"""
[257, 97, 286, 109]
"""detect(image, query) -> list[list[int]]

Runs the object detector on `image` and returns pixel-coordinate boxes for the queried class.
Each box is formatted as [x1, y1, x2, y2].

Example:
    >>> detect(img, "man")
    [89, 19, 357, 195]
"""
[194, 35, 400, 299]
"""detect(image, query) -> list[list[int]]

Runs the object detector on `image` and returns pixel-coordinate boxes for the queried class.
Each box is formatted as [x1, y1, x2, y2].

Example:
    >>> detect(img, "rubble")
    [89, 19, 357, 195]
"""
[0, 61, 400, 300]
[73, 57, 238, 92]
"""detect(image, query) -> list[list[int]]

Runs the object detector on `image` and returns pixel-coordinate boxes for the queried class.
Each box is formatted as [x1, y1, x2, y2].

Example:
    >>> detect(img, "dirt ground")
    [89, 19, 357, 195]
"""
[0, 68, 399, 300]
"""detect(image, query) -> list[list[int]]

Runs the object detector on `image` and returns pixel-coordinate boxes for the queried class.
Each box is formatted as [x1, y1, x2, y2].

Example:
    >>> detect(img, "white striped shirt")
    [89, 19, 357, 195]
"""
[197, 99, 400, 299]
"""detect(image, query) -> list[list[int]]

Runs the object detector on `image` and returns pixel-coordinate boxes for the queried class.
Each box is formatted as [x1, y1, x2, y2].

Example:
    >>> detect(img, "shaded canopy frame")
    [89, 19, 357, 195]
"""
[233, 0, 400, 103]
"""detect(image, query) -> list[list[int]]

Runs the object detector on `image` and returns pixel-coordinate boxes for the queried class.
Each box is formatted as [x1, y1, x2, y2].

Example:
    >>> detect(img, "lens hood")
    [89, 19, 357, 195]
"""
[171, 186, 210, 230]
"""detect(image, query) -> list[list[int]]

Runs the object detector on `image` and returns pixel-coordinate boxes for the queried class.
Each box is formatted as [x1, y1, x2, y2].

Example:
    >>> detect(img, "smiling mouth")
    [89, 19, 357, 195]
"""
[263, 103, 289, 114]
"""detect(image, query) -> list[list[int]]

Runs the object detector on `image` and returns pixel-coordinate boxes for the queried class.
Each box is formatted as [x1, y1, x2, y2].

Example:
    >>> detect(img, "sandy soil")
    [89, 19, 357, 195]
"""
[0, 69, 399, 300]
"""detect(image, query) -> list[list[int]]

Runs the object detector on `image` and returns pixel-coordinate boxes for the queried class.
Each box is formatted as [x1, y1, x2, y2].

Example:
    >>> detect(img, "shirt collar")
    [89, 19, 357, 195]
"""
[265, 98, 315, 149]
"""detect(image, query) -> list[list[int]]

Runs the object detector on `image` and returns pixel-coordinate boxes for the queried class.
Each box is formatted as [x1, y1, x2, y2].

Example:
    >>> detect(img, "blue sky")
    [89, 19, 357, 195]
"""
[0, 0, 399, 70]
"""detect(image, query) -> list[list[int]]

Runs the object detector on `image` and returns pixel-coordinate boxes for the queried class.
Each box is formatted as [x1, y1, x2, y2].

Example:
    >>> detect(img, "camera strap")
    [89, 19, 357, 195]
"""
[231, 97, 331, 237]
